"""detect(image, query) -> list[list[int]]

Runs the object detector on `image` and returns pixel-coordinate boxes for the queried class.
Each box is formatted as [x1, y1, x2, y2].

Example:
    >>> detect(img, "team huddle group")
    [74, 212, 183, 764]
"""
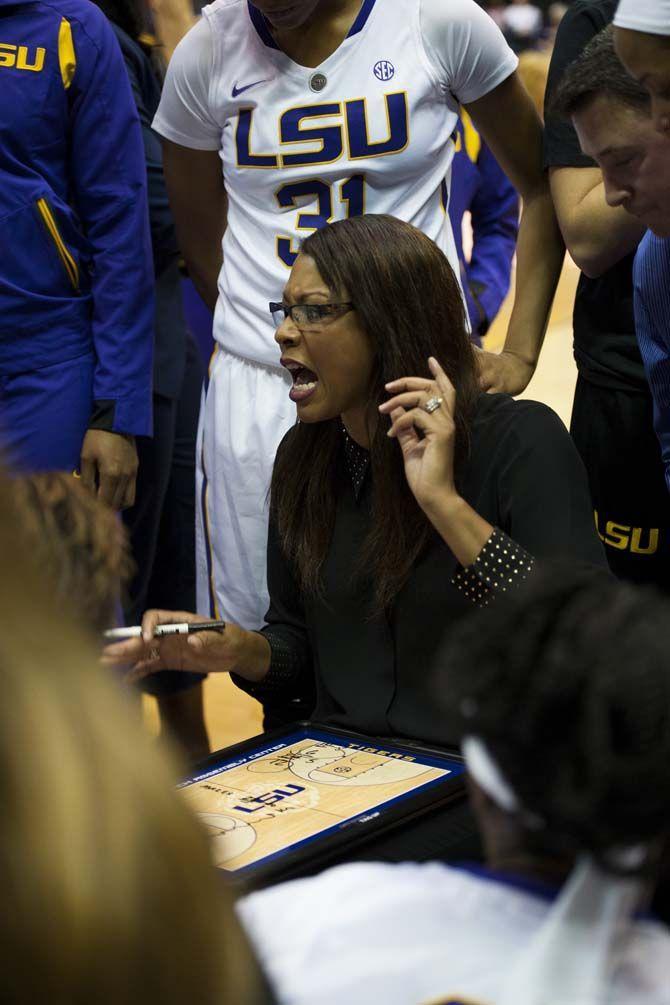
[2, 0, 670, 1001]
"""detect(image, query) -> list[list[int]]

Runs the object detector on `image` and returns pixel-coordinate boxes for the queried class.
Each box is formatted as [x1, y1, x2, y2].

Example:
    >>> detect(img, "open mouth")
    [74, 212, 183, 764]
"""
[283, 360, 320, 403]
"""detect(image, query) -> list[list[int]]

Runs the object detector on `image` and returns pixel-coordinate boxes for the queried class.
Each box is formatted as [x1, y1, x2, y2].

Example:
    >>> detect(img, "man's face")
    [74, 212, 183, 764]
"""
[573, 94, 670, 236]
[614, 27, 670, 134]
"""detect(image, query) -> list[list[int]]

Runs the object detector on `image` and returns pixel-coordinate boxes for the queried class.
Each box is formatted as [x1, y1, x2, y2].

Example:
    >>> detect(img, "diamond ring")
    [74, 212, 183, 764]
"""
[423, 396, 443, 414]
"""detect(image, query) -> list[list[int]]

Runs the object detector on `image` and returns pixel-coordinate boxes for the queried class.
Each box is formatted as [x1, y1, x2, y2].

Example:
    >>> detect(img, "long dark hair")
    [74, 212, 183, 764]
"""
[271, 214, 479, 610]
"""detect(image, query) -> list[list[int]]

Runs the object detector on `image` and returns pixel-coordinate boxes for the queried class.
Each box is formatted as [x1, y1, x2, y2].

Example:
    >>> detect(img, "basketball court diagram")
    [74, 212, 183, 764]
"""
[179, 733, 455, 872]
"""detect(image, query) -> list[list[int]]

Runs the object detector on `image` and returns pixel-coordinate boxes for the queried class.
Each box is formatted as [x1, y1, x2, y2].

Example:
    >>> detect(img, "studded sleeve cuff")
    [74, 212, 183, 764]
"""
[230, 629, 304, 699]
[451, 528, 535, 607]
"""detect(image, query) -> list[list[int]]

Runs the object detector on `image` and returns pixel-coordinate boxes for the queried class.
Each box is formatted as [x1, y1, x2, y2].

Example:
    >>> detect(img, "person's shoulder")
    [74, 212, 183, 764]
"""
[558, 0, 617, 33]
[636, 231, 670, 266]
[38, 0, 112, 40]
[240, 860, 464, 925]
[472, 392, 565, 436]
[470, 392, 571, 461]
[200, 0, 252, 30]
[549, 0, 615, 84]
[167, 12, 215, 79]
[109, 23, 145, 70]
[419, 0, 488, 21]
[634, 232, 670, 288]
[419, 0, 512, 45]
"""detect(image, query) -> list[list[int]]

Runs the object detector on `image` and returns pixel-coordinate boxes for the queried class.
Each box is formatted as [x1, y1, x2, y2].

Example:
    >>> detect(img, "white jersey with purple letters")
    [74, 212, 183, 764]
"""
[153, 0, 517, 628]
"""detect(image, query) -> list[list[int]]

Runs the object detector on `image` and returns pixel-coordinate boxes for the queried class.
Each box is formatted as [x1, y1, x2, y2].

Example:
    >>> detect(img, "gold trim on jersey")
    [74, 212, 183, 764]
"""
[58, 17, 76, 89]
[461, 108, 481, 165]
[36, 197, 79, 290]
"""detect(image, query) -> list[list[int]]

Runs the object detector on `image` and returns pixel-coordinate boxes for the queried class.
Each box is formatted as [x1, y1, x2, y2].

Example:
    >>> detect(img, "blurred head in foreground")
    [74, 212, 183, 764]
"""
[10, 471, 131, 635]
[444, 567, 670, 878]
[0, 473, 263, 1004]
[440, 567, 670, 1001]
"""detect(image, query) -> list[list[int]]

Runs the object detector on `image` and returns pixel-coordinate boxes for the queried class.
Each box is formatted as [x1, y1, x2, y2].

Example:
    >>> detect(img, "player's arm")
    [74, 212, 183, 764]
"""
[465, 71, 565, 394]
[548, 167, 644, 280]
[162, 141, 226, 311]
[152, 17, 225, 310]
[148, 0, 197, 62]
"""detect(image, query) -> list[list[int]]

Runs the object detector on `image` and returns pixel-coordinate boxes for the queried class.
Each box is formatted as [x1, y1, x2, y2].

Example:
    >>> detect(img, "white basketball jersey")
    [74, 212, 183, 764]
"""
[154, 0, 517, 367]
[239, 861, 670, 1005]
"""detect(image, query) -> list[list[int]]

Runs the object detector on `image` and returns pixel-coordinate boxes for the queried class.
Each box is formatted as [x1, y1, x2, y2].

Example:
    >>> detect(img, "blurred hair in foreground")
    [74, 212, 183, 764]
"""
[10, 471, 132, 635]
[0, 470, 263, 1004]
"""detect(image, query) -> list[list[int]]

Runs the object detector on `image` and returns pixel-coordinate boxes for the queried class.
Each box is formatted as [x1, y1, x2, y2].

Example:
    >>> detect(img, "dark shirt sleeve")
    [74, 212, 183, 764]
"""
[497, 401, 607, 564]
[453, 401, 607, 606]
[69, 7, 154, 436]
[452, 528, 534, 606]
[543, 0, 613, 169]
[230, 517, 315, 710]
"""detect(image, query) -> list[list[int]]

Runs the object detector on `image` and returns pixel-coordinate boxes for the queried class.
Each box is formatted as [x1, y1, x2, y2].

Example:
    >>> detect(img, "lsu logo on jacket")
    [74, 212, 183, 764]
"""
[0, 43, 46, 72]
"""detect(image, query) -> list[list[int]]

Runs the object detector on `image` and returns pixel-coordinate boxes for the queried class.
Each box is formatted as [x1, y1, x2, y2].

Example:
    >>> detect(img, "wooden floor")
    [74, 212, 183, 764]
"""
[144, 257, 580, 753]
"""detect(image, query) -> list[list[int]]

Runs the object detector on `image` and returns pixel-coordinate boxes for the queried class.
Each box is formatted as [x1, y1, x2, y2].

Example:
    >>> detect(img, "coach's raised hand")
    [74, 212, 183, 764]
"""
[102, 609, 271, 685]
[381, 357, 494, 570]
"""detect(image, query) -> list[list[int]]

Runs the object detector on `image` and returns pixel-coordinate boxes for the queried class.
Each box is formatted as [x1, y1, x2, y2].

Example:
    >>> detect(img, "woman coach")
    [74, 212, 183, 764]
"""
[105, 216, 606, 747]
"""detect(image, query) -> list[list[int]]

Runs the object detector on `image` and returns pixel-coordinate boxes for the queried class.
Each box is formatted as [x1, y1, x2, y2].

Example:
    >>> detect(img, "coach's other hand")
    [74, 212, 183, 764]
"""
[102, 608, 272, 685]
[476, 348, 534, 395]
[80, 429, 139, 510]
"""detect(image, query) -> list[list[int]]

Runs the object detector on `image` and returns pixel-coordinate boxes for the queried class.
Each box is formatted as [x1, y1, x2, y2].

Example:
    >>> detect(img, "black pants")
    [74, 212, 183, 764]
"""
[570, 376, 670, 591]
[123, 336, 205, 695]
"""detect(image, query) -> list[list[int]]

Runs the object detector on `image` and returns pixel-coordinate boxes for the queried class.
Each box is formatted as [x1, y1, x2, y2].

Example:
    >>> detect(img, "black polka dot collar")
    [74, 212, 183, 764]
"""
[341, 423, 370, 499]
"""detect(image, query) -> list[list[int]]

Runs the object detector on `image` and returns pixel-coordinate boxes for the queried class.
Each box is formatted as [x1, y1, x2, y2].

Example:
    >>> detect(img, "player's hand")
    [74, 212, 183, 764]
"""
[476, 348, 535, 395]
[102, 609, 247, 683]
[79, 430, 139, 510]
[380, 357, 458, 513]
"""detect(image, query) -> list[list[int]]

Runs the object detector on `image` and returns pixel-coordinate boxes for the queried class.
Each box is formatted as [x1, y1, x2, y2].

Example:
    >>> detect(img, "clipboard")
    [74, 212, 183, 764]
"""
[179, 722, 465, 887]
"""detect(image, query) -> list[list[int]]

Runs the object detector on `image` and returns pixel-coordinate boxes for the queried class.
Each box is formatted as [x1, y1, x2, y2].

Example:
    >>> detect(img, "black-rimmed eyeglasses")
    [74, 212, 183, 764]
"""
[269, 301, 353, 329]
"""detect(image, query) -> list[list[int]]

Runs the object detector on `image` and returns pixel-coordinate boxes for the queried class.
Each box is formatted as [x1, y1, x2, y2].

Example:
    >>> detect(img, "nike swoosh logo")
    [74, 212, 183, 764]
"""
[232, 79, 267, 97]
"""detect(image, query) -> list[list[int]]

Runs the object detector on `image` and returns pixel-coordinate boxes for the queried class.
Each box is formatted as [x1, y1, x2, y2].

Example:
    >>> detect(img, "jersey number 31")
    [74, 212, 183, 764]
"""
[275, 174, 366, 267]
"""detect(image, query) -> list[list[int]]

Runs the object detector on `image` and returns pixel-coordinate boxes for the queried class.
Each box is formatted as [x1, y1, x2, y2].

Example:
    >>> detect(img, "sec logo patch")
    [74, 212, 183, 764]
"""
[373, 59, 395, 81]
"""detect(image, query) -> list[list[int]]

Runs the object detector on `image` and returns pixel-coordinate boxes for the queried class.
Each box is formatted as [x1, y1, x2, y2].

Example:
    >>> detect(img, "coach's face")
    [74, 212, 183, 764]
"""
[573, 94, 670, 237]
[614, 27, 670, 134]
[250, 0, 321, 29]
[276, 253, 375, 442]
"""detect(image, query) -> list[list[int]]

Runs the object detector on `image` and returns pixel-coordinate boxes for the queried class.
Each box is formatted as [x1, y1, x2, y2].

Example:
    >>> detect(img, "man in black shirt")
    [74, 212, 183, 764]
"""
[544, 0, 670, 588]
